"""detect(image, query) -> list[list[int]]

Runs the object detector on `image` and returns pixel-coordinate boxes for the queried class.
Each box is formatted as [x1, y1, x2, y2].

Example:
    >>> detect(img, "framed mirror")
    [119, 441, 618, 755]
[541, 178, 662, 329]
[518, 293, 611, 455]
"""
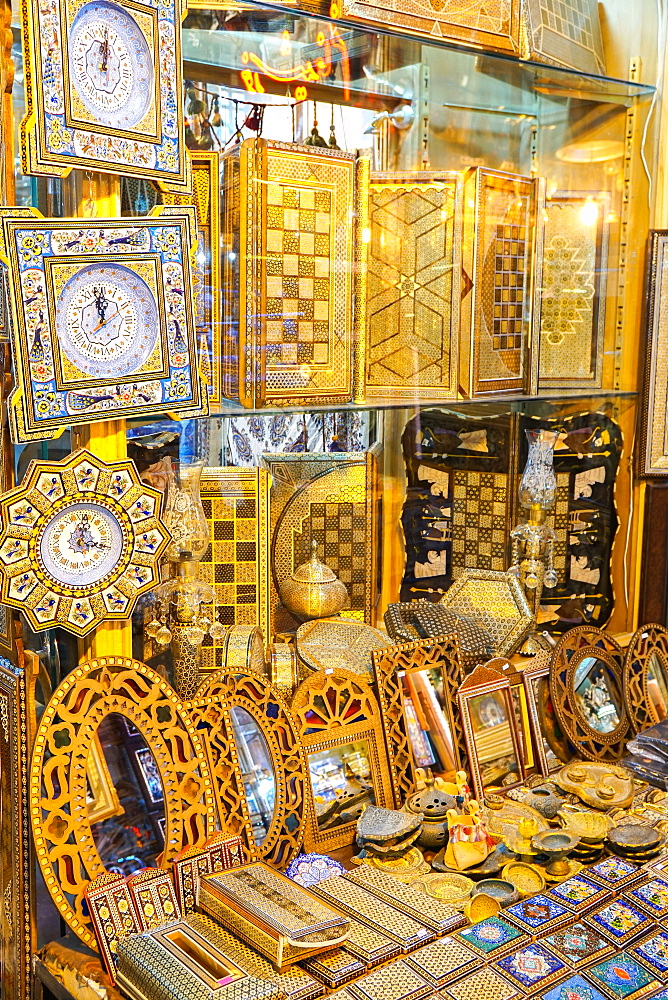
[372, 634, 464, 804]
[550, 626, 628, 761]
[458, 663, 525, 799]
[290, 668, 395, 852]
[191, 669, 307, 867]
[30, 657, 216, 949]
[623, 624, 668, 734]
[521, 655, 570, 775]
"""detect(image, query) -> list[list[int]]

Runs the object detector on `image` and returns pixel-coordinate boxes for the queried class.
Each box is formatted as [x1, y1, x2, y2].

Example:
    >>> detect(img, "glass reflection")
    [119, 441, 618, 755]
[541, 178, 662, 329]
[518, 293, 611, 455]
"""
[573, 656, 621, 733]
[88, 713, 165, 876]
[308, 739, 375, 830]
[401, 668, 456, 776]
[469, 690, 520, 788]
[647, 652, 668, 721]
[230, 706, 276, 845]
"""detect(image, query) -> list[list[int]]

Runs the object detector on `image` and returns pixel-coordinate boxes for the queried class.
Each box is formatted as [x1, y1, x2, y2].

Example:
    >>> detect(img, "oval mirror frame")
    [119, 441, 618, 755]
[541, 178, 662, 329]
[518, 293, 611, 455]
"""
[623, 623, 668, 734]
[30, 657, 216, 948]
[190, 669, 307, 867]
[550, 626, 628, 761]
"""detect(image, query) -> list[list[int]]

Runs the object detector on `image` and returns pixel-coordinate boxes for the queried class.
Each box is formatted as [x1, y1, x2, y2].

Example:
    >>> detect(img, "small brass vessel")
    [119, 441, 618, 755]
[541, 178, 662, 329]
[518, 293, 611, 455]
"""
[279, 540, 349, 621]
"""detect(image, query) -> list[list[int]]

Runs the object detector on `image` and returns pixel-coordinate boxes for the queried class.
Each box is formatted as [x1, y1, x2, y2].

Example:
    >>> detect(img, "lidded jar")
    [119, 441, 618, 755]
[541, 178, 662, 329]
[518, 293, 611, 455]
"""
[279, 540, 348, 621]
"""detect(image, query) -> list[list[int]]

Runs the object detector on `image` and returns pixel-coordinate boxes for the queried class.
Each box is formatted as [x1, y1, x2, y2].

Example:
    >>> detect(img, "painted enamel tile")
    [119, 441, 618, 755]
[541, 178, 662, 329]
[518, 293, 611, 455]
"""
[586, 858, 646, 890]
[629, 931, 668, 981]
[495, 942, 567, 992]
[625, 879, 668, 919]
[586, 955, 660, 1000]
[587, 900, 654, 946]
[547, 876, 611, 913]
[455, 917, 527, 958]
[542, 922, 615, 970]
[505, 895, 574, 936]
[535, 973, 610, 1000]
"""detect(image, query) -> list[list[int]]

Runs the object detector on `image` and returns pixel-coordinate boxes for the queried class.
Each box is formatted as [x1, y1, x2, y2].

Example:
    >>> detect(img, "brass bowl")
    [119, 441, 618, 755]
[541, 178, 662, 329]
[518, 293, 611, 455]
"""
[472, 878, 519, 907]
[464, 892, 500, 924]
[501, 862, 546, 898]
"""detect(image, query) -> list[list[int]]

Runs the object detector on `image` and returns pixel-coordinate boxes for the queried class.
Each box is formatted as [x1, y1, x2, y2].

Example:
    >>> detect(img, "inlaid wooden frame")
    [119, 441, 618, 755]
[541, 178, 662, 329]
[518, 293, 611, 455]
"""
[623, 624, 668, 735]
[521, 656, 565, 776]
[458, 663, 526, 800]
[640, 232, 668, 475]
[190, 669, 307, 868]
[372, 633, 464, 806]
[30, 657, 215, 949]
[550, 626, 629, 762]
[290, 668, 395, 853]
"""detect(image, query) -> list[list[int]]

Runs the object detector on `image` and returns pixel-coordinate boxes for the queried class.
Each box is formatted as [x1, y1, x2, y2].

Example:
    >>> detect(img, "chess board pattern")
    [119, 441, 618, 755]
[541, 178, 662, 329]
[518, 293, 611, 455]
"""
[221, 140, 356, 407]
[451, 471, 509, 576]
[365, 173, 460, 399]
[343, 0, 521, 53]
[524, 0, 606, 75]
[199, 467, 270, 672]
[263, 452, 378, 635]
[461, 168, 538, 395]
[539, 193, 609, 389]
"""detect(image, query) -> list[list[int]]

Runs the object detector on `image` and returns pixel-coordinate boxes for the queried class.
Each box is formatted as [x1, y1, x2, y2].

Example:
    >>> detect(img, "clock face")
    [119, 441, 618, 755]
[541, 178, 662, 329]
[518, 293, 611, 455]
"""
[68, 0, 154, 129]
[39, 502, 125, 588]
[56, 262, 159, 379]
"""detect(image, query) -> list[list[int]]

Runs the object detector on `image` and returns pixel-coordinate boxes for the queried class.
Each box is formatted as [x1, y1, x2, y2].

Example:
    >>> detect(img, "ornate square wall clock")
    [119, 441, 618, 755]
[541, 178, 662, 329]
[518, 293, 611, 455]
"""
[221, 138, 357, 408]
[361, 172, 461, 401]
[1, 207, 206, 442]
[0, 449, 169, 636]
[538, 192, 610, 390]
[20, 0, 189, 186]
[460, 168, 542, 396]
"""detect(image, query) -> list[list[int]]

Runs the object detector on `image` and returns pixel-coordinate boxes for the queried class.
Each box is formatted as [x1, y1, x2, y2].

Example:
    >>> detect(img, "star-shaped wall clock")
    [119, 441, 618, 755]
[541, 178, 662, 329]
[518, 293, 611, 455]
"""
[0, 449, 170, 635]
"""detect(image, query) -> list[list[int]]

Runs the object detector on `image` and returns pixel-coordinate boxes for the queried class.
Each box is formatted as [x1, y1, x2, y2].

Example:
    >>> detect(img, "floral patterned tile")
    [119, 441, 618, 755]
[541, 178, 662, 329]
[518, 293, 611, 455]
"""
[454, 917, 527, 959]
[546, 876, 612, 913]
[586, 900, 654, 946]
[534, 973, 610, 1000]
[625, 879, 668, 920]
[586, 954, 660, 1000]
[505, 895, 575, 936]
[629, 931, 668, 981]
[495, 942, 567, 993]
[542, 922, 615, 970]
[585, 858, 648, 891]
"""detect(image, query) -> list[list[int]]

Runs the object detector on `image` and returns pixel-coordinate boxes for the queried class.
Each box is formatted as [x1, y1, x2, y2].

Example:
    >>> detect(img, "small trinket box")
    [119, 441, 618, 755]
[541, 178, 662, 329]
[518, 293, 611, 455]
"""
[505, 895, 575, 938]
[404, 936, 483, 989]
[85, 871, 142, 980]
[347, 959, 432, 1000]
[343, 868, 466, 935]
[494, 941, 568, 993]
[454, 916, 528, 959]
[586, 900, 654, 947]
[541, 922, 615, 970]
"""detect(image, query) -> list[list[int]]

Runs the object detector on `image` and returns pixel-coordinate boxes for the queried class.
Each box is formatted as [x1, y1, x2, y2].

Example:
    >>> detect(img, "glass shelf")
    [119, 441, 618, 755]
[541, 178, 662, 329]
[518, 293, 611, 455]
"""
[183, 5, 655, 114]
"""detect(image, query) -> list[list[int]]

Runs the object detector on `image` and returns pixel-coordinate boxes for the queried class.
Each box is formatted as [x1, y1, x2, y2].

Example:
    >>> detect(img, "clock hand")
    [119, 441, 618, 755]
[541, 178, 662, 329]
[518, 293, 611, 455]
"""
[94, 286, 109, 323]
[99, 27, 109, 72]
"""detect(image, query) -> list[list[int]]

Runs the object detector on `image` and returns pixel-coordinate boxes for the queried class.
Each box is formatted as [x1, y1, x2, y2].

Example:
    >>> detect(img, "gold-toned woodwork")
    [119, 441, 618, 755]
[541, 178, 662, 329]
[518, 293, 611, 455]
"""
[439, 569, 535, 656]
[0, 654, 32, 1000]
[458, 664, 526, 800]
[549, 626, 629, 761]
[86, 735, 123, 825]
[264, 452, 379, 634]
[269, 644, 299, 702]
[640, 232, 668, 476]
[290, 669, 395, 853]
[371, 634, 465, 806]
[521, 653, 565, 775]
[221, 138, 356, 408]
[297, 618, 392, 678]
[623, 624, 668, 735]
[460, 168, 541, 396]
[158, 151, 222, 402]
[30, 656, 216, 948]
[191, 669, 307, 867]
[199, 466, 271, 672]
[538, 192, 610, 390]
[522, 0, 605, 74]
[362, 172, 461, 400]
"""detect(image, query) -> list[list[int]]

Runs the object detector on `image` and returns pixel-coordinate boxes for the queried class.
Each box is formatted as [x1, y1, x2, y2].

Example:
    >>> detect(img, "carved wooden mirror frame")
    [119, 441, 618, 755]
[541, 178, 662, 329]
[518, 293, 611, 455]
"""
[623, 623, 668, 735]
[550, 626, 628, 762]
[290, 667, 395, 853]
[190, 669, 307, 867]
[30, 657, 216, 949]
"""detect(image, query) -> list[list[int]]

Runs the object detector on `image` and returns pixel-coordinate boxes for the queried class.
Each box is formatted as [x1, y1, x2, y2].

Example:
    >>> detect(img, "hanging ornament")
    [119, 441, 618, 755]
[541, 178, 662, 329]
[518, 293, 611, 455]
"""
[210, 95, 222, 128]
[304, 102, 328, 147]
[328, 105, 340, 149]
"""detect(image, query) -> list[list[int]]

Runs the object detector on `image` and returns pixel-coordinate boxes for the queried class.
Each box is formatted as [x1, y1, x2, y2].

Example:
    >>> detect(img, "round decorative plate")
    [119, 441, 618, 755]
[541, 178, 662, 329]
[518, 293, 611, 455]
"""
[285, 853, 345, 887]
[0, 449, 169, 635]
[608, 825, 662, 851]
[412, 872, 474, 906]
[501, 862, 546, 897]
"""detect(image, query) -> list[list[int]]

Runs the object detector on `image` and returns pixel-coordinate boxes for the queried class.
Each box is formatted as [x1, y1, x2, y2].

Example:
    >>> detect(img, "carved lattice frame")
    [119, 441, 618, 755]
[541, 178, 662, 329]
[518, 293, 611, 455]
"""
[550, 626, 629, 762]
[191, 669, 307, 867]
[30, 657, 216, 949]
[371, 633, 464, 805]
[623, 623, 668, 735]
[290, 668, 395, 853]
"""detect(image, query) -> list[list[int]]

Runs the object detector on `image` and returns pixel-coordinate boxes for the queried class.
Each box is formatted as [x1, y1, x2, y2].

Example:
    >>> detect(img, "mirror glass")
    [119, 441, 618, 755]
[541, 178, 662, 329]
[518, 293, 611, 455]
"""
[230, 706, 276, 845]
[400, 668, 456, 774]
[307, 739, 375, 830]
[573, 655, 622, 733]
[647, 652, 668, 721]
[88, 713, 165, 876]
[468, 690, 520, 788]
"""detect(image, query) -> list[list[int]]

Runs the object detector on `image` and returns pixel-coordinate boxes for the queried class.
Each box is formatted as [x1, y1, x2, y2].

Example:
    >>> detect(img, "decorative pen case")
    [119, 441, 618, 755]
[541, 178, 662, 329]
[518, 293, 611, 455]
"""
[312, 874, 435, 952]
[116, 917, 281, 1000]
[343, 867, 466, 935]
[173, 835, 246, 914]
[197, 862, 350, 970]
